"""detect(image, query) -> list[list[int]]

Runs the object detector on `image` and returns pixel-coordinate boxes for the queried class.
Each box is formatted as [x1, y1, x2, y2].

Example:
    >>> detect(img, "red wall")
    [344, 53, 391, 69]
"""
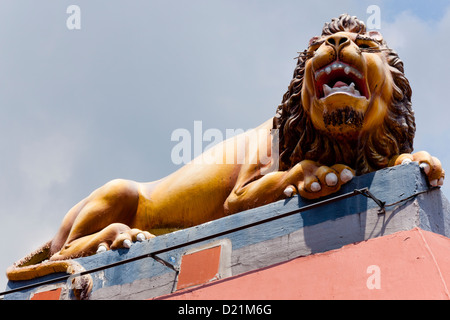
[159, 228, 450, 300]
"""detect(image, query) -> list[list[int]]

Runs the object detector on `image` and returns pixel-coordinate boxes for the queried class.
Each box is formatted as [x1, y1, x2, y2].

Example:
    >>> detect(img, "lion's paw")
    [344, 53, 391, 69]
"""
[96, 228, 155, 254]
[285, 160, 355, 200]
[395, 151, 445, 187]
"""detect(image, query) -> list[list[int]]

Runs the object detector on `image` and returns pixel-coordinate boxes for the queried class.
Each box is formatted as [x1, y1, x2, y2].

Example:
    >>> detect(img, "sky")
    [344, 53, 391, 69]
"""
[1, 0, 450, 292]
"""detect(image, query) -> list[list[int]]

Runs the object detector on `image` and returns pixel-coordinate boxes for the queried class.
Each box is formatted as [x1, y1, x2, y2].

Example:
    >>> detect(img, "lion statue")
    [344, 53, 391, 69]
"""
[6, 14, 444, 299]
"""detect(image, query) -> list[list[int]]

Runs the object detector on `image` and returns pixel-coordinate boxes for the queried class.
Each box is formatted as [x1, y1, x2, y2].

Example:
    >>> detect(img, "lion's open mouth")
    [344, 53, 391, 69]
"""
[314, 61, 369, 100]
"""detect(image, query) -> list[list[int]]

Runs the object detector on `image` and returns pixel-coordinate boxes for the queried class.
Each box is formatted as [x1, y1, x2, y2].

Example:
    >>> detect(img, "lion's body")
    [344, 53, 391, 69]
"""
[7, 15, 444, 299]
[76, 119, 275, 236]
[15, 119, 286, 264]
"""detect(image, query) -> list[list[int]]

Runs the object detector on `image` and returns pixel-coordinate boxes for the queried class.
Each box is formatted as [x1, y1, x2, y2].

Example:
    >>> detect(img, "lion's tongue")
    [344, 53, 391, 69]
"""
[333, 81, 348, 88]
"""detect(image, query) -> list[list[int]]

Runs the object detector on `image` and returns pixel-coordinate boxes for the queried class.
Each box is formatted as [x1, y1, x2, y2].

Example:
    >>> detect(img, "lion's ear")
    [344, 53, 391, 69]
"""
[368, 31, 383, 42]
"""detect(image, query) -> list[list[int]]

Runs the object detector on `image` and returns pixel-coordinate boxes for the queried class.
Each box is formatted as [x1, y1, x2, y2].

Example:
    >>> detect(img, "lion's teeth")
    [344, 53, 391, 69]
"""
[322, 82, 362, 98]
[315, 62, 363, 81]
[323, 84, 332, 96]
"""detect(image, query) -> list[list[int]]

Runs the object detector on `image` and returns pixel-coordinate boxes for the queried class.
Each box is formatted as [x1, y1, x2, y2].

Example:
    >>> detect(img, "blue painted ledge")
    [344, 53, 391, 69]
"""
[4, 162, 450, 299]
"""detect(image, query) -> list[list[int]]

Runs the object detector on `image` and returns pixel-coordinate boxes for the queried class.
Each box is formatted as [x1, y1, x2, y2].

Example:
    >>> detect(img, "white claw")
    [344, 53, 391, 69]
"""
[310, 182, 321, 192]
[340, 169, 353, 183]
[97, 244, 107, 254]
[419, 162, 430, 174]
[438, 177, 444, 186]
[283, 186, 295, 197]
[123, 239, 132, 249]
[136, 233, 146, 242]
[401, 158, 412, 165]
[325, 173, 338, 186]
[430, 179, 438, 187]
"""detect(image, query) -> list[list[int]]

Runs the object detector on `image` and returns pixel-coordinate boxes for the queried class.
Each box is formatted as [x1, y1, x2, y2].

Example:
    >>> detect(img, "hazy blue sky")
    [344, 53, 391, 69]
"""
[1, 0, 450, 291]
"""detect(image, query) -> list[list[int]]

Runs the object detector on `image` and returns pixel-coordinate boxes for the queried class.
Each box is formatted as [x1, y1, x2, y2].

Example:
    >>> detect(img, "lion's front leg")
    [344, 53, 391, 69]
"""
[393, 151, 445, 187]
[224, 160, 354, 214]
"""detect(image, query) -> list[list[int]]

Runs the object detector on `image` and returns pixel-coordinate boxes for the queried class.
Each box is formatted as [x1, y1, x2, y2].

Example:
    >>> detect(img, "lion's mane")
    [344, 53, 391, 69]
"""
[273, 14, 415, 175]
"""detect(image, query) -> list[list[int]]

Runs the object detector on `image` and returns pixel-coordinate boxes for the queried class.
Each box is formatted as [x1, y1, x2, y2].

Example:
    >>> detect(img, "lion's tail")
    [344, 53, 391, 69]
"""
[6, 241, 92, 299]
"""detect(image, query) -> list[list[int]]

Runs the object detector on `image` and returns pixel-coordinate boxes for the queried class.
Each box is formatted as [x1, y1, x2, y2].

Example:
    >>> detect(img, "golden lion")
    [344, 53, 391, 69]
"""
[7, 14, 444, 296]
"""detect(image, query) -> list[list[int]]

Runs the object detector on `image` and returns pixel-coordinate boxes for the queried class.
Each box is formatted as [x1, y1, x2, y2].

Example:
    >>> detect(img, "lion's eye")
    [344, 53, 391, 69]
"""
[308, 41, 323, 52]
[356, 38, 379, 50]
[308, 36, 324, 50]
[302, 40, 323, 60]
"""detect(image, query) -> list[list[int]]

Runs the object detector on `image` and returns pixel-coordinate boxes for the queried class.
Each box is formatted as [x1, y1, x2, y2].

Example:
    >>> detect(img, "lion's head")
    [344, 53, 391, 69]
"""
[274, 14, 415, 175]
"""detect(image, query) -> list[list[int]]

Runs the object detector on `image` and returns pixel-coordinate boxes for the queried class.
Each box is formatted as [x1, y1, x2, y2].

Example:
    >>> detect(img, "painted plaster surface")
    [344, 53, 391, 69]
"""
[162, 228, 450, 300]
[4, 163, 450, 299]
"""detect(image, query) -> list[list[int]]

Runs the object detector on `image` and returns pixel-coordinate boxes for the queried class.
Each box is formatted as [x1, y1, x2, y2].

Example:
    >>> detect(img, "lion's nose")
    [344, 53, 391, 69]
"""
[325, 34, 350, 52]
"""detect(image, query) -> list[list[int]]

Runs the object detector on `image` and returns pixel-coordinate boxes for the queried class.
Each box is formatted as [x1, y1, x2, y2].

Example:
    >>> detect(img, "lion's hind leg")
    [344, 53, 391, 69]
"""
[50, 179, 155, 260]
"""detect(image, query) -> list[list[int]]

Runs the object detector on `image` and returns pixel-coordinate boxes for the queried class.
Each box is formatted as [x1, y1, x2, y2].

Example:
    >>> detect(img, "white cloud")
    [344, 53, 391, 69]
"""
[381, 6, 450, 199]
[382, 8, 450, 135]
[19, 134, 78, 194]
